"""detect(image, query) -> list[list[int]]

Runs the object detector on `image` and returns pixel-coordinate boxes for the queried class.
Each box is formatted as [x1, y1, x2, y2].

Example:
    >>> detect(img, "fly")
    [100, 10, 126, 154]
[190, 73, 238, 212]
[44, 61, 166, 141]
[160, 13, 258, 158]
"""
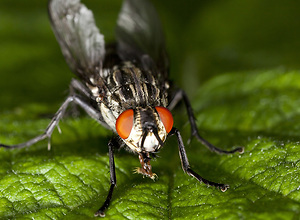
[0, 0, 244, 217]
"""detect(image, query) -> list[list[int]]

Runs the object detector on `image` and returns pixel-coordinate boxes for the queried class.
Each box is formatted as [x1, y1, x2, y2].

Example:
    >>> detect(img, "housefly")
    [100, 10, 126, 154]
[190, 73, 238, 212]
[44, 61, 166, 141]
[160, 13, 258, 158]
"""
[0, 0, 243, 217]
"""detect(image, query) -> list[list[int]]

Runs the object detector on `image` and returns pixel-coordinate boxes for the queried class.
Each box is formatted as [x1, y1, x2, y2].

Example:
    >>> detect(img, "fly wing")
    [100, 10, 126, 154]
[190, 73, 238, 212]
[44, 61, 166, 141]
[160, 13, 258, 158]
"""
[116, 0, 169, 79]
[48, 0, 105, 82]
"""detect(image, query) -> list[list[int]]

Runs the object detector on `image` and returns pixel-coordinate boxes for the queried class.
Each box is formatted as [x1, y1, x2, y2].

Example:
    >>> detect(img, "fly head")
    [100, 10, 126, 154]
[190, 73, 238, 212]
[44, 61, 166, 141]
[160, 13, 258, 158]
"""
[116, 106, 173, 153]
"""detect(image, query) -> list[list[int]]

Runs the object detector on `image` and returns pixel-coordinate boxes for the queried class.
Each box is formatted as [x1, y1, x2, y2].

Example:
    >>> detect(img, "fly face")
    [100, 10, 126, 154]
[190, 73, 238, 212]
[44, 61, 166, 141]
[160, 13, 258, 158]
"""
[116, 106, 173, 153]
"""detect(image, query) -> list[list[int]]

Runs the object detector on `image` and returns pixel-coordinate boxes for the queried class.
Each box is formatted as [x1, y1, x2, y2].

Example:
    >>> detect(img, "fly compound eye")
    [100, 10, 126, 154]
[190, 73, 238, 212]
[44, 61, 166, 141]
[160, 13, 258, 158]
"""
[116, 109, 134, 139]
[155, 106, 173, 133]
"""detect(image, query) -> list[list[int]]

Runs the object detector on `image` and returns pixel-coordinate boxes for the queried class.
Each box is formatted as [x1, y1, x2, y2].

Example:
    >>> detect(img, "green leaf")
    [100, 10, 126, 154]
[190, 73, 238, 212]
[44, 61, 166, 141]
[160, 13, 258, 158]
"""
[1, 70, 300, 219]
[1, 0, 300, 219]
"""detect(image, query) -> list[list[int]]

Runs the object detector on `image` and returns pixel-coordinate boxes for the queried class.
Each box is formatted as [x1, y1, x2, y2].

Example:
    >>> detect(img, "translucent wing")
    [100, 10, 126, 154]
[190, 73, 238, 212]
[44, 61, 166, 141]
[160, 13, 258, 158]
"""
[48, 0, 105, 82]
[116, 0, 169, 78]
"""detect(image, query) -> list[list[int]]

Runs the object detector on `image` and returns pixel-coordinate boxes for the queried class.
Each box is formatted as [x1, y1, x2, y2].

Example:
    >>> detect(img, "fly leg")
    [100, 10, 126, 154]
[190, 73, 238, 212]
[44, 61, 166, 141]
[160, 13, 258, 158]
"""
[0, 95, 103, 150]
[95, 138, 117, 217]
[170, 128, 229, 191]
[168, 89, 243, 154]
[70, 78, 93, 98]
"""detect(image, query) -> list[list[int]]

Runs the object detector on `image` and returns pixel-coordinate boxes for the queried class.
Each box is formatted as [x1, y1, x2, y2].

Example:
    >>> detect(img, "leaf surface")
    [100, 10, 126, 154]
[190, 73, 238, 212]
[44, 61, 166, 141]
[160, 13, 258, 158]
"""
[1, 70, 300, 219]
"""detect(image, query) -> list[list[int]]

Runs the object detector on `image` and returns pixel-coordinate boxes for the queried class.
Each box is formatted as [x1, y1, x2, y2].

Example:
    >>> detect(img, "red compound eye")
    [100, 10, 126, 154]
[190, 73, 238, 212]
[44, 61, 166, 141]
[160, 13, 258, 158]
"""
[155, 106, 173, 133]
[116, 109, 134, 139]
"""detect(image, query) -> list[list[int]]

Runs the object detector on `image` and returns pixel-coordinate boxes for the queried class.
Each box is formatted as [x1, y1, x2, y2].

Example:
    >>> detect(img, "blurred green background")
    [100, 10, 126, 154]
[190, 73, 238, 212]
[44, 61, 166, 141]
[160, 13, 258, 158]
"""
[1, 1, 300, 218]
[0, 0, 300, 107]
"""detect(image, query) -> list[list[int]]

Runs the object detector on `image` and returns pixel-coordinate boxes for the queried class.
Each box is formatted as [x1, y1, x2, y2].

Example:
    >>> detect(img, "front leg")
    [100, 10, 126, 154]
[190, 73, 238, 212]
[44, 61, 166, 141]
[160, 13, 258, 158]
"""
[170, 128, 229, 191]
[0, 95, 102, 150]
[168, 89, 243, 154]
[94, 137, 117, 217]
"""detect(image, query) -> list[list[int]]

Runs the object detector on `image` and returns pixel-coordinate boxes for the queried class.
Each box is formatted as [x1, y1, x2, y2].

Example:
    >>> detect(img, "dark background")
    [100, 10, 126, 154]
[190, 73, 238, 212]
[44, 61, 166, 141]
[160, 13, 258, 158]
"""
[1, 0, 300, 109]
